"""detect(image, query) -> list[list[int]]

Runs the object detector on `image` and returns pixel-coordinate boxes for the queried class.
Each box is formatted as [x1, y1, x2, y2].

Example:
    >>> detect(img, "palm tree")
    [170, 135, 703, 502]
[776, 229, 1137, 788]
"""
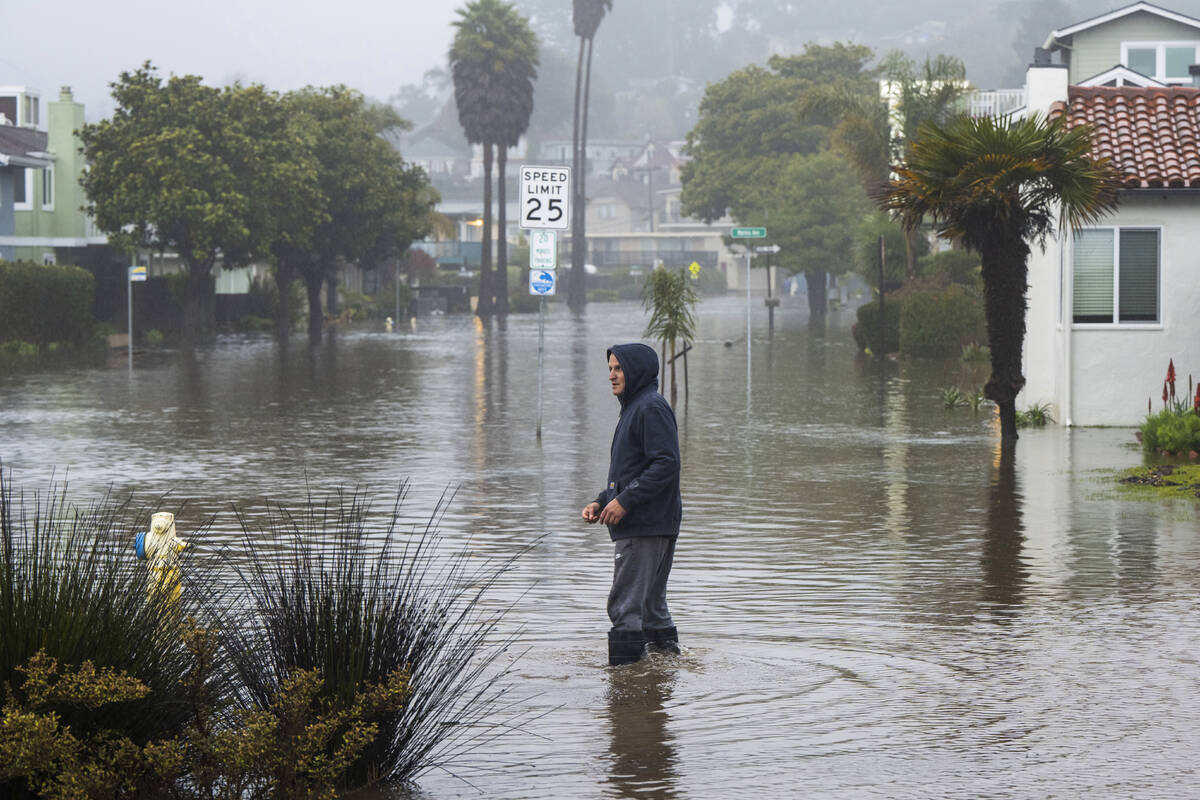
[642, 266, 698, 406]
[450, 0, 505, 318]
[881, 114, 1120, 444]
[806, 53, 969, 280]
[567, 0, 613, 313]
[490, 7, 539, 316]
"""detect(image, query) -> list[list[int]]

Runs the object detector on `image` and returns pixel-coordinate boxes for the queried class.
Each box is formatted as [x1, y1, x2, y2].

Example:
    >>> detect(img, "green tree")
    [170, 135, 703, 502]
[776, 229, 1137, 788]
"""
[641, 266, 697, 406]
[881, 114, 1120, 444]
[80, 63, 289, 349]
[681, 44, 876, 318]
[806, 52, 969, 279]
[736, 151, 872, 304]
[278, 87, 430, 342]
[567, 0, 613, 312]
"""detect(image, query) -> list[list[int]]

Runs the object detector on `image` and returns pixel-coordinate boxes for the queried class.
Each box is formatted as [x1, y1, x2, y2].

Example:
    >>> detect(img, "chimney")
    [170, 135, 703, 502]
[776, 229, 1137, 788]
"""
[1190, 65, 1200, 89]
[1026, 48, 1069, 116]
[59, 86, 73, 102]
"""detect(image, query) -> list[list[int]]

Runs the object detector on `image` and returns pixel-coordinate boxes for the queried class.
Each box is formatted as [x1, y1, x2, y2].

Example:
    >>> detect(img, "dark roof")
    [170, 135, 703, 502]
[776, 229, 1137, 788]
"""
[0, 125, 48, 159]
[1051, 85, 1200, 188]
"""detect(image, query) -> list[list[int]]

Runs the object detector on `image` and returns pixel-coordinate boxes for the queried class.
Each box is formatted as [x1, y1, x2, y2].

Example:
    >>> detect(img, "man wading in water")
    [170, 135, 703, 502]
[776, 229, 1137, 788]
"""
[582, 343, 682, 666]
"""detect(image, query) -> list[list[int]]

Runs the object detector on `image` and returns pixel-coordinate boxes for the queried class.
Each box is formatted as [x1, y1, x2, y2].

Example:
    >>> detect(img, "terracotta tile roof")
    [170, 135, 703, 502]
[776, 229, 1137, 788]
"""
[1051, 85, 1200, 188]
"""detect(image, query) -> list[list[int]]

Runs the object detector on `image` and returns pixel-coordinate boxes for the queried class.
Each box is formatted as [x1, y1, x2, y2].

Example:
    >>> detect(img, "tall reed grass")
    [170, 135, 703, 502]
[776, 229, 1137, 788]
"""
[210, 485, 528, 786]
[1, 469, 529, 794]
[0, 467, 201, 745]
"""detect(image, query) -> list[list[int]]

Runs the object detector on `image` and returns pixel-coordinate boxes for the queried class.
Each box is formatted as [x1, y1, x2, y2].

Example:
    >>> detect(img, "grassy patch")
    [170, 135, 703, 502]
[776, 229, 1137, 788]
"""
[1116, 463, 1200, 500]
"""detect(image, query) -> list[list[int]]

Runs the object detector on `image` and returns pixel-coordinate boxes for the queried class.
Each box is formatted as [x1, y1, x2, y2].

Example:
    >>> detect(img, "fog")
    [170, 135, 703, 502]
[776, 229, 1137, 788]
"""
[9, 0, 1200, 128]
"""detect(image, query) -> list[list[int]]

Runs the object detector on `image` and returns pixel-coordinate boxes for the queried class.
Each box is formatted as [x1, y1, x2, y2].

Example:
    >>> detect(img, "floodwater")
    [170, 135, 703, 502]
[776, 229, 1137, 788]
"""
[3, 295, 1199, 799]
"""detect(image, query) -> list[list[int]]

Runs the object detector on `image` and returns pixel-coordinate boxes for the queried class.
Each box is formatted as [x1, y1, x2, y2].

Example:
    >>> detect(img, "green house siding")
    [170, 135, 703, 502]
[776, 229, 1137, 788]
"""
[13, 88, 94, 261]
[1068, 13, 1200, 82]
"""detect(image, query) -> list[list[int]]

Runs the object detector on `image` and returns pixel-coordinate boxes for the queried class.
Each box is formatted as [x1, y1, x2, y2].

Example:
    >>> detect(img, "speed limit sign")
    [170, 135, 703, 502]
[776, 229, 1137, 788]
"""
[519, 165, 570, 230]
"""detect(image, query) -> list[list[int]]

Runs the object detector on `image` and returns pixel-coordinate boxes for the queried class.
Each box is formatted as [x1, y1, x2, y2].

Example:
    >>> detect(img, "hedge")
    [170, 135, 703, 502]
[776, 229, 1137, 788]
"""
[0, 260, 94, 350]
[853, 298, 900, 355]
[899, 284, 986, 358]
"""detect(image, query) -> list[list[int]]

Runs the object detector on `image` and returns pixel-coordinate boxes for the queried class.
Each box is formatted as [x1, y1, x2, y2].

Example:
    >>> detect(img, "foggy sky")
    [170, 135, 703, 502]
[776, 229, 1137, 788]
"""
[0, 0, 459, 121]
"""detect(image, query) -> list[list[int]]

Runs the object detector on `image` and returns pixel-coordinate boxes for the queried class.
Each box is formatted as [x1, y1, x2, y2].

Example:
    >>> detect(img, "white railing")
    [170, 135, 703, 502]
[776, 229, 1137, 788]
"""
[967, 89, 1026, 118]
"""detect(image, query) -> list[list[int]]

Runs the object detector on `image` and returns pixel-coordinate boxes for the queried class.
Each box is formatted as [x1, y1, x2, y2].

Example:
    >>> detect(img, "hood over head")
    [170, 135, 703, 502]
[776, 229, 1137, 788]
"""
[607, 343, 659, 405]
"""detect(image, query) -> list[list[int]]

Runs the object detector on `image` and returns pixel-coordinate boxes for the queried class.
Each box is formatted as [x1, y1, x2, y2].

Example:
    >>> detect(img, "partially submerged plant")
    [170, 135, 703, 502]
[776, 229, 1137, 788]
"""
[0, 466, 200, 749]
[941, 386, 966, 409]
[213, 486, 527, 787]
[1015, 402, 1054, 429]
[965, 387, 989, 412]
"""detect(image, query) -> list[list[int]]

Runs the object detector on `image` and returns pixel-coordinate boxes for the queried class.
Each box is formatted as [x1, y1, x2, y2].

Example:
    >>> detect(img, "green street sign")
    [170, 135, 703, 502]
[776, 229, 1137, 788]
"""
[731, 226, 767, 238]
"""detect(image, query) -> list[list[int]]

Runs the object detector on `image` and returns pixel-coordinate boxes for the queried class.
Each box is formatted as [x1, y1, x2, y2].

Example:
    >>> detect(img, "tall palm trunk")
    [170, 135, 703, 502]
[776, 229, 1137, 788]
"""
[980, 236, 1030, 445]
[496, 145, 509, 316]
[477, 142, 494, 318]
[569, 37, 590, 312]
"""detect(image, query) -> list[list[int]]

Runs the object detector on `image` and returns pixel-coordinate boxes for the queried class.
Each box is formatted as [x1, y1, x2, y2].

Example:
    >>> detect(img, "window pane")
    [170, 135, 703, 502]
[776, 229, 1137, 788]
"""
[1166, 46, 1196, 78]
[1128, 47, 1157, 76]
[1119, 229, 1159, 321]
[12, 168, 26, 204]
[42, 168, 53, 207]
[1073, 229, 1114, 322]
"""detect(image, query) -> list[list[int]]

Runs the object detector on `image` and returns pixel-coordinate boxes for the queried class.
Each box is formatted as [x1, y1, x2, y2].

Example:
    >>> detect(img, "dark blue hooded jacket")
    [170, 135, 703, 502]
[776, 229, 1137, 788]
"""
[595, 343, 682, 540]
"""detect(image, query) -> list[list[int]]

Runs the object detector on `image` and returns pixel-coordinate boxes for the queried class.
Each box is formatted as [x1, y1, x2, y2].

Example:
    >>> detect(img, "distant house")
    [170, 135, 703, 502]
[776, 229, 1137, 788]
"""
[0, 87, 52, 262]
[968, 2, 1200, 119]
[1043, 1, 1200, 86]
[1020, 59, 1200, 425]
[6, 87, 108, 265]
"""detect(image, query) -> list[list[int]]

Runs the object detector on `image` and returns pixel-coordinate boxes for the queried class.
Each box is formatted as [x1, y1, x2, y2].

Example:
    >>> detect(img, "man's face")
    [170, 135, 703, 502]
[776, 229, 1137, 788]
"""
[608, 354, 625, 396]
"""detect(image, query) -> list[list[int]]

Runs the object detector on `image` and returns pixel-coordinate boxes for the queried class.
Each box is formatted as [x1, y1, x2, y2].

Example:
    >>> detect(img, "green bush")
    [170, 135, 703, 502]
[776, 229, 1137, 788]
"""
[1141, 408, 1200, 454]
[899, 284, 987, 358]
[853, 298, 900, 355]
[919, 248, 981, 288]
[0, 261, 94, 351]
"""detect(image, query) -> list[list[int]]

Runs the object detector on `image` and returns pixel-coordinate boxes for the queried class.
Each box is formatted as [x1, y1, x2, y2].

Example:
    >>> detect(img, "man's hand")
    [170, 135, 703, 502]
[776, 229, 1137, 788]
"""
[581, 502, 601, 523]
[598, 498, 626, 526]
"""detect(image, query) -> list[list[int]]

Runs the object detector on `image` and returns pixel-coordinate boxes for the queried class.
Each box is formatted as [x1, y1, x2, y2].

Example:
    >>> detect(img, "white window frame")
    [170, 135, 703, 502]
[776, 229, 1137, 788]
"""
[40, 166, 53, 211]
[1072, 225, 1162, 328]
[1121, 41, 1200, 83]
[13, 168, 32, 211]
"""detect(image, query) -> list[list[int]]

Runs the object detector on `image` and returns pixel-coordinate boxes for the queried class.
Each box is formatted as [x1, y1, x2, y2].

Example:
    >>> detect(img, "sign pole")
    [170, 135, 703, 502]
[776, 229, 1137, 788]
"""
[520, 165, 570, 440]
[127, 270, 133, 372]
[536, 296, 546, 439]
[729, 227, 766, 392]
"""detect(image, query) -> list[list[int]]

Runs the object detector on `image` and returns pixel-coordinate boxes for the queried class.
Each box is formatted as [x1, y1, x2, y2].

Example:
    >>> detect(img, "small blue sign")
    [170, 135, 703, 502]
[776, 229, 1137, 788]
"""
[529, 269, 556, 296]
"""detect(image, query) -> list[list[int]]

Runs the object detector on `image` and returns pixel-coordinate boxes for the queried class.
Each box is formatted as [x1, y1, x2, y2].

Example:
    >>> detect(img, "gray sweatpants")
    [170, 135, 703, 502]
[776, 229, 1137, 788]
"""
[608, 536, 676, 633]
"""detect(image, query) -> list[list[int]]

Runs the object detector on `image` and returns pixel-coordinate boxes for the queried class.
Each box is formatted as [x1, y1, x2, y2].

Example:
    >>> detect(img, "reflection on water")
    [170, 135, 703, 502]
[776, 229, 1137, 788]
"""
[605, 661, 679, 800]
[4, 295, 1200, 799]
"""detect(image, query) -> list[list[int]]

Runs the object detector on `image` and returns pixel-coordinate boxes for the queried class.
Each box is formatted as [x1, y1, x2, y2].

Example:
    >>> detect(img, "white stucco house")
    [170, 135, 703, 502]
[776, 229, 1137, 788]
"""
[1020, 56, 1200, 425]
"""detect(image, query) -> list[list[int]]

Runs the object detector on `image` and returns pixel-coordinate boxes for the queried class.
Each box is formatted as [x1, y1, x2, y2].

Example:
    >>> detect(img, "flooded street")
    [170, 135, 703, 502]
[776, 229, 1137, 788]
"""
[3, 294, 1200, 798]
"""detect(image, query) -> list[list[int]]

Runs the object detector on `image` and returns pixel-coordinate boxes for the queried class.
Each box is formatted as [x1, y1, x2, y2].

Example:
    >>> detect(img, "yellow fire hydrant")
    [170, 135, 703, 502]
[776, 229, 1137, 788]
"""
[135, 511, 188, 605]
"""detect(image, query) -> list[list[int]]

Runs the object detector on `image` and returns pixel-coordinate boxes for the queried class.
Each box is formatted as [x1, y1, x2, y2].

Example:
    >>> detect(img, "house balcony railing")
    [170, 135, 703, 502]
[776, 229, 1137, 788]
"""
[966, 89, 1026, 119]
[414, 240, 482, 268]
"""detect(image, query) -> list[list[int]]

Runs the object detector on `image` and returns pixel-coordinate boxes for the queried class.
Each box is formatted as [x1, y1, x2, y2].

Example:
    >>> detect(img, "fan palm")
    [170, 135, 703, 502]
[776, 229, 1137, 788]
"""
[568, 0, 613, 312]
[642, 266, 697, 406]
[881, 113, 1121, 444]
[490, 6, 538, 315]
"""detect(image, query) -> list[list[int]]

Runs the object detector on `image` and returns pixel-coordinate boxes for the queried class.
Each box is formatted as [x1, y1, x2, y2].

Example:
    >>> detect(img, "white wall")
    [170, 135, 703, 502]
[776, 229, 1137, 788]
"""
[1023, 193, 1200, 425]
